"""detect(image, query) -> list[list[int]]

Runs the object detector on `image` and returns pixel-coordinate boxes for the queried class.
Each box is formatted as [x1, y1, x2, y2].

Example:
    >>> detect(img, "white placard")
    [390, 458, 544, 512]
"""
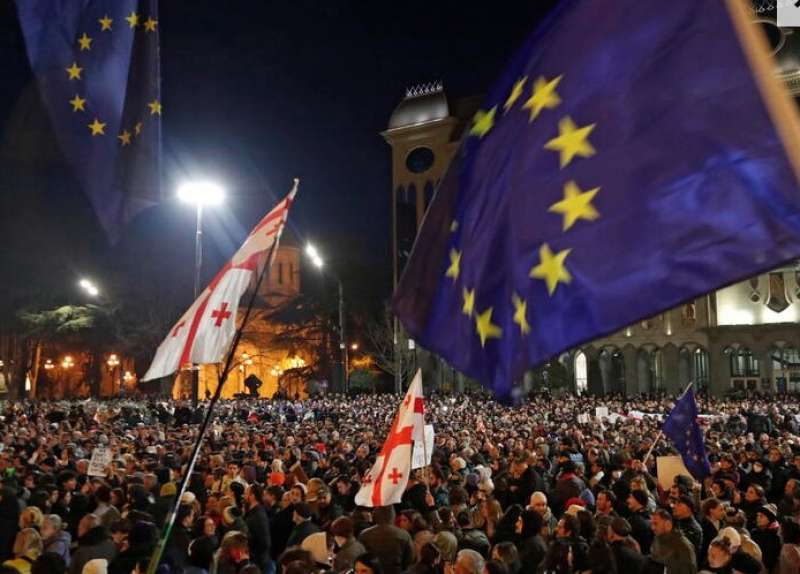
[88, 446, 112, 477]
[595, 407, 609, 419]
[577, 414, 590, 424]
[657, 455, 692, 490]
[411, 425, 435, 469]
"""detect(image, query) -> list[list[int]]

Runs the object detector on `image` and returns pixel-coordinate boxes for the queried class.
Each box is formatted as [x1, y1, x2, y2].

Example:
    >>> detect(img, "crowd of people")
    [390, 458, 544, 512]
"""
[0, 391, 799, 574]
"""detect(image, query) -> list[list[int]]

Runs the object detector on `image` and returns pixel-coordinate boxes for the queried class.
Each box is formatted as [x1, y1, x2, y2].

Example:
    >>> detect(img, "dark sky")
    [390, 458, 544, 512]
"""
[1, 1, 556, 312]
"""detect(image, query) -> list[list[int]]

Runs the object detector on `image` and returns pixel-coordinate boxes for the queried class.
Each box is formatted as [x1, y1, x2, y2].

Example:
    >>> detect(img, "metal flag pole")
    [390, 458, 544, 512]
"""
[145, 179, 298, 574]
[641, 381, 694, 465]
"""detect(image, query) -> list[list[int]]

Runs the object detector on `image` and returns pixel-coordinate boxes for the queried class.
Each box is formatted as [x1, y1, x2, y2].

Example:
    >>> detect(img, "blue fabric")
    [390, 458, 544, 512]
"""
[15, 0, 161, 241]
[393, 0, 800, 399]
[662, 387, 711, 479]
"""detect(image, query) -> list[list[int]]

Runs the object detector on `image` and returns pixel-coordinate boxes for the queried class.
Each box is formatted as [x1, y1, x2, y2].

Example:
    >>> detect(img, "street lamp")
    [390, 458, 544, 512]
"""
[350, 343, 359, 351]
[61, 356, 74, 369]
[78, 278, 100, 297]
[107, 353, 121, 397]
[304, 243, 348, 394]
[43, 359, 54, 370]
[178, 180, 225, 406]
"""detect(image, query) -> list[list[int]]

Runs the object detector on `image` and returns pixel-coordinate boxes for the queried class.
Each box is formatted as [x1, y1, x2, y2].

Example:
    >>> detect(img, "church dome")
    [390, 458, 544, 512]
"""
[388, 82, 450, 129]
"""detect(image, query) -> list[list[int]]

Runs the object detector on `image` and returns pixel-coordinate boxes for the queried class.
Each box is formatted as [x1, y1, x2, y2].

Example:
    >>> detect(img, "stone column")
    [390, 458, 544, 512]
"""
[707, 343, 730, 397]
[661, 344, 681, 395]
[622, 345, 639, 396]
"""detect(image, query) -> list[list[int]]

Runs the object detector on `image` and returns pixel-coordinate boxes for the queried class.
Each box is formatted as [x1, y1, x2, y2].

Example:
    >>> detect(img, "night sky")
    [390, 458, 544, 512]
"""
[0, 1, 556, 315]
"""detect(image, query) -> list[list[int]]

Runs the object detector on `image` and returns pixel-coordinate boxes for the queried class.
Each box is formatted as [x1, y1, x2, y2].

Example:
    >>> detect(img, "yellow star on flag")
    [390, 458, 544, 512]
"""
[544, 116, 596, 168]
[549, 180, 601, 231]
[503, 77, 527, 113]
[530, 243, 572, 295]
[469, 106, 496, 138]
[475, 307, 502, 347]
[134, 121, 143, 136]
[69, 94, 86, 112]
[118, 130, 132, 146]
[143, 17, 158, 32]
[522, 75, 562, 121]
[77, 33, 92, 51]
[445, 248, 461, 282]
[148, 100, 162, 115]
[450, 220, 458, 233]
[88, 118, 106, 136]
[512, 293, 530, 335]
[98, 15, 113, 31]
[66, 62, 82, 80]
[125, 12, 140, 28]
[462, 287, 475, 317]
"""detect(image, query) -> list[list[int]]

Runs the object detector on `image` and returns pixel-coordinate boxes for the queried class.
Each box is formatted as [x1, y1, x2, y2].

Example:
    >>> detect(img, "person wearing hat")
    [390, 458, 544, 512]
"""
[672, 495, 702, 565]
[752, 504, 781, 573]
[626, 490, 654, 555]
[330, 516, 366, 574]
[285, 503, 319, 549]
[607, 517, 648, 574]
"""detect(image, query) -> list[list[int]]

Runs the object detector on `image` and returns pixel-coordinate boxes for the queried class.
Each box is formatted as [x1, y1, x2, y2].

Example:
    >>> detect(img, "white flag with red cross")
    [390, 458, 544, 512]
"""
[142, 183, 297, 381]
[355, 369, 425, 507]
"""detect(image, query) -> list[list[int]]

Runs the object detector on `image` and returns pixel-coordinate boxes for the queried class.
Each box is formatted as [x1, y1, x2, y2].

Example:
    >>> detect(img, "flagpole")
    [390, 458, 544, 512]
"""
[641, 381, 694, 465]
[145, 179, 298, 574]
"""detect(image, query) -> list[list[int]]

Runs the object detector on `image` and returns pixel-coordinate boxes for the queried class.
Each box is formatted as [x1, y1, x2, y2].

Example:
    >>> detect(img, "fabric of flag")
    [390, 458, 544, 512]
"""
[142, 184, 297, 381]
[393, 0, 800, 399]
[15, 0, 162, 241]
[355, 370, 424, 507]
[661, 387, 711, 480]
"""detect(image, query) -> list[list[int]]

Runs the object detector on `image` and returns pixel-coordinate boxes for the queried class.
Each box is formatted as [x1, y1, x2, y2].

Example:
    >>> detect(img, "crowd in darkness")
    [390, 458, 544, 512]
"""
[0, 392, 799, 574]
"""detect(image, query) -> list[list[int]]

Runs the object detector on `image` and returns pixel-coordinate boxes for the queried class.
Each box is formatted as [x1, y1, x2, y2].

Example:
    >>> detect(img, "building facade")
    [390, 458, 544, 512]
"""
[382, 11, 800, 396]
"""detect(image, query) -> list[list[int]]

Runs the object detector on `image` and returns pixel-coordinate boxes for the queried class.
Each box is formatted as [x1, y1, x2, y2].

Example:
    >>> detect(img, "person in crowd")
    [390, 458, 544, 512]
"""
[242, 484, 271, 574]
[649, 509, 696, 574]
[752, 504, 782, 573]
[626, 491, 654, 555]
[671, 496, 702, 564]
[40, 516, 70, 567]
[353, 552, 383, 574]
[358, 506, 413, 574]
[514, 509, 546, 574]
[69, 515, 116, 574]
[453, 549, 484, 574]
[778, 517, 800, 574]
[4, 529, 43, 574]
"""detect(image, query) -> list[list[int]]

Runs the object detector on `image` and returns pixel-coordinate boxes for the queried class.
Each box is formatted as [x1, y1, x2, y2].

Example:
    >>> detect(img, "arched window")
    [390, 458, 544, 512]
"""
[575, 351, 588, 394]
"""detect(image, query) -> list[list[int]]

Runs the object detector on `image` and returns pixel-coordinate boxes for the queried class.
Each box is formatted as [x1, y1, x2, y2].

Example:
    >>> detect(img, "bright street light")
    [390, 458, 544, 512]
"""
[179, 180, 225, 407]
[79, 278, 99, 297]
[177, 181, 225, 206]
[305, 244, 324, 268]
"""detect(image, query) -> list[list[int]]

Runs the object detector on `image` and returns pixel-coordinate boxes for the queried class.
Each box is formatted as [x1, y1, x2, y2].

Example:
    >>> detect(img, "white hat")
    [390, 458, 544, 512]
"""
[82, 559, 108, 574]
[718, 527, 741, 550]
[300, 532, 329, 566]
[180, 491, 196, 505]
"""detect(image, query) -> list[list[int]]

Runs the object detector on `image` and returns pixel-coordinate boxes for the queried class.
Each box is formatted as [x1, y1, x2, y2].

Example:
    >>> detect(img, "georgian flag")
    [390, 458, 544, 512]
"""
[142, 183, 297, 381]
[355, 370, 425, 507]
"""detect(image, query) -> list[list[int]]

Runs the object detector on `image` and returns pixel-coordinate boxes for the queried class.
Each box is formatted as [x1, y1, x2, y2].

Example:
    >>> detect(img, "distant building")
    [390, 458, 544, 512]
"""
[382, 10, 800, 396]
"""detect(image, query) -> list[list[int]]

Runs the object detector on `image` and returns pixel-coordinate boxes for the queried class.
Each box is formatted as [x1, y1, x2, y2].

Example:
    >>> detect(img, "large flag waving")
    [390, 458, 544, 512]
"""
[662, 386, 711, 480]
[15, 0, 162, 241]
[355, 370, 424, 507]
[142, 183, 297, 381]
[393, 0, 800, 399]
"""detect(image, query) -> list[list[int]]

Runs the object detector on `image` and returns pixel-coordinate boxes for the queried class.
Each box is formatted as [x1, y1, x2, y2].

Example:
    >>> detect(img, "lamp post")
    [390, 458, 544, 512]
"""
[178, 181, 225, 406]
[106, 353, 120, 398]
[305, 244, 349, 394]
[78, 278, 100, 298]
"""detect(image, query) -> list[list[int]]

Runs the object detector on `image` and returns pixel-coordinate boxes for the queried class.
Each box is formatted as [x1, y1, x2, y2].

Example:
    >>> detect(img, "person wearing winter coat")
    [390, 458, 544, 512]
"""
[515, 510, 547, 574]
[41, 515, 71, 567]
[751, 505, 782, 573]
[649, 509, 697, 574]
[0, 486, 21, 563]
[69, 515, 117, 574]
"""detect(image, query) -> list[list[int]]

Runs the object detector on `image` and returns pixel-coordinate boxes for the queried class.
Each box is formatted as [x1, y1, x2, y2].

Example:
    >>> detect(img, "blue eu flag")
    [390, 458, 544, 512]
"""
[662, 387, 710, 479]
[15, 0, 161, 241]
[393, 0, 800, 399]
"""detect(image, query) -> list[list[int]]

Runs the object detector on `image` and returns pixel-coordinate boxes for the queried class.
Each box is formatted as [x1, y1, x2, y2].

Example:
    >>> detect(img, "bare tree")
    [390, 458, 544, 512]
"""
[365, 306, 415, 387]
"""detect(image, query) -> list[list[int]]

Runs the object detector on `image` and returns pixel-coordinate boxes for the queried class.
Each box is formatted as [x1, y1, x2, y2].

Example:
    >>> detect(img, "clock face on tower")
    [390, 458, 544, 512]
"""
[406, 147, 435, 174]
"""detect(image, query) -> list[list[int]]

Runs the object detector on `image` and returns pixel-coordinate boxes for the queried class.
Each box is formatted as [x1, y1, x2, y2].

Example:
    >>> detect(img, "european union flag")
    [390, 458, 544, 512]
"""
[393, 0, 800, 399]
[15, 0, 161, 241]
[662, 387, 710, 480]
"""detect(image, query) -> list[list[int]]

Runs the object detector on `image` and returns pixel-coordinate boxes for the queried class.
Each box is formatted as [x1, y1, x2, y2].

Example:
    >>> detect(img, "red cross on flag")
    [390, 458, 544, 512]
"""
[142, 183, 297, 381]
[355, 369, 425, 507]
